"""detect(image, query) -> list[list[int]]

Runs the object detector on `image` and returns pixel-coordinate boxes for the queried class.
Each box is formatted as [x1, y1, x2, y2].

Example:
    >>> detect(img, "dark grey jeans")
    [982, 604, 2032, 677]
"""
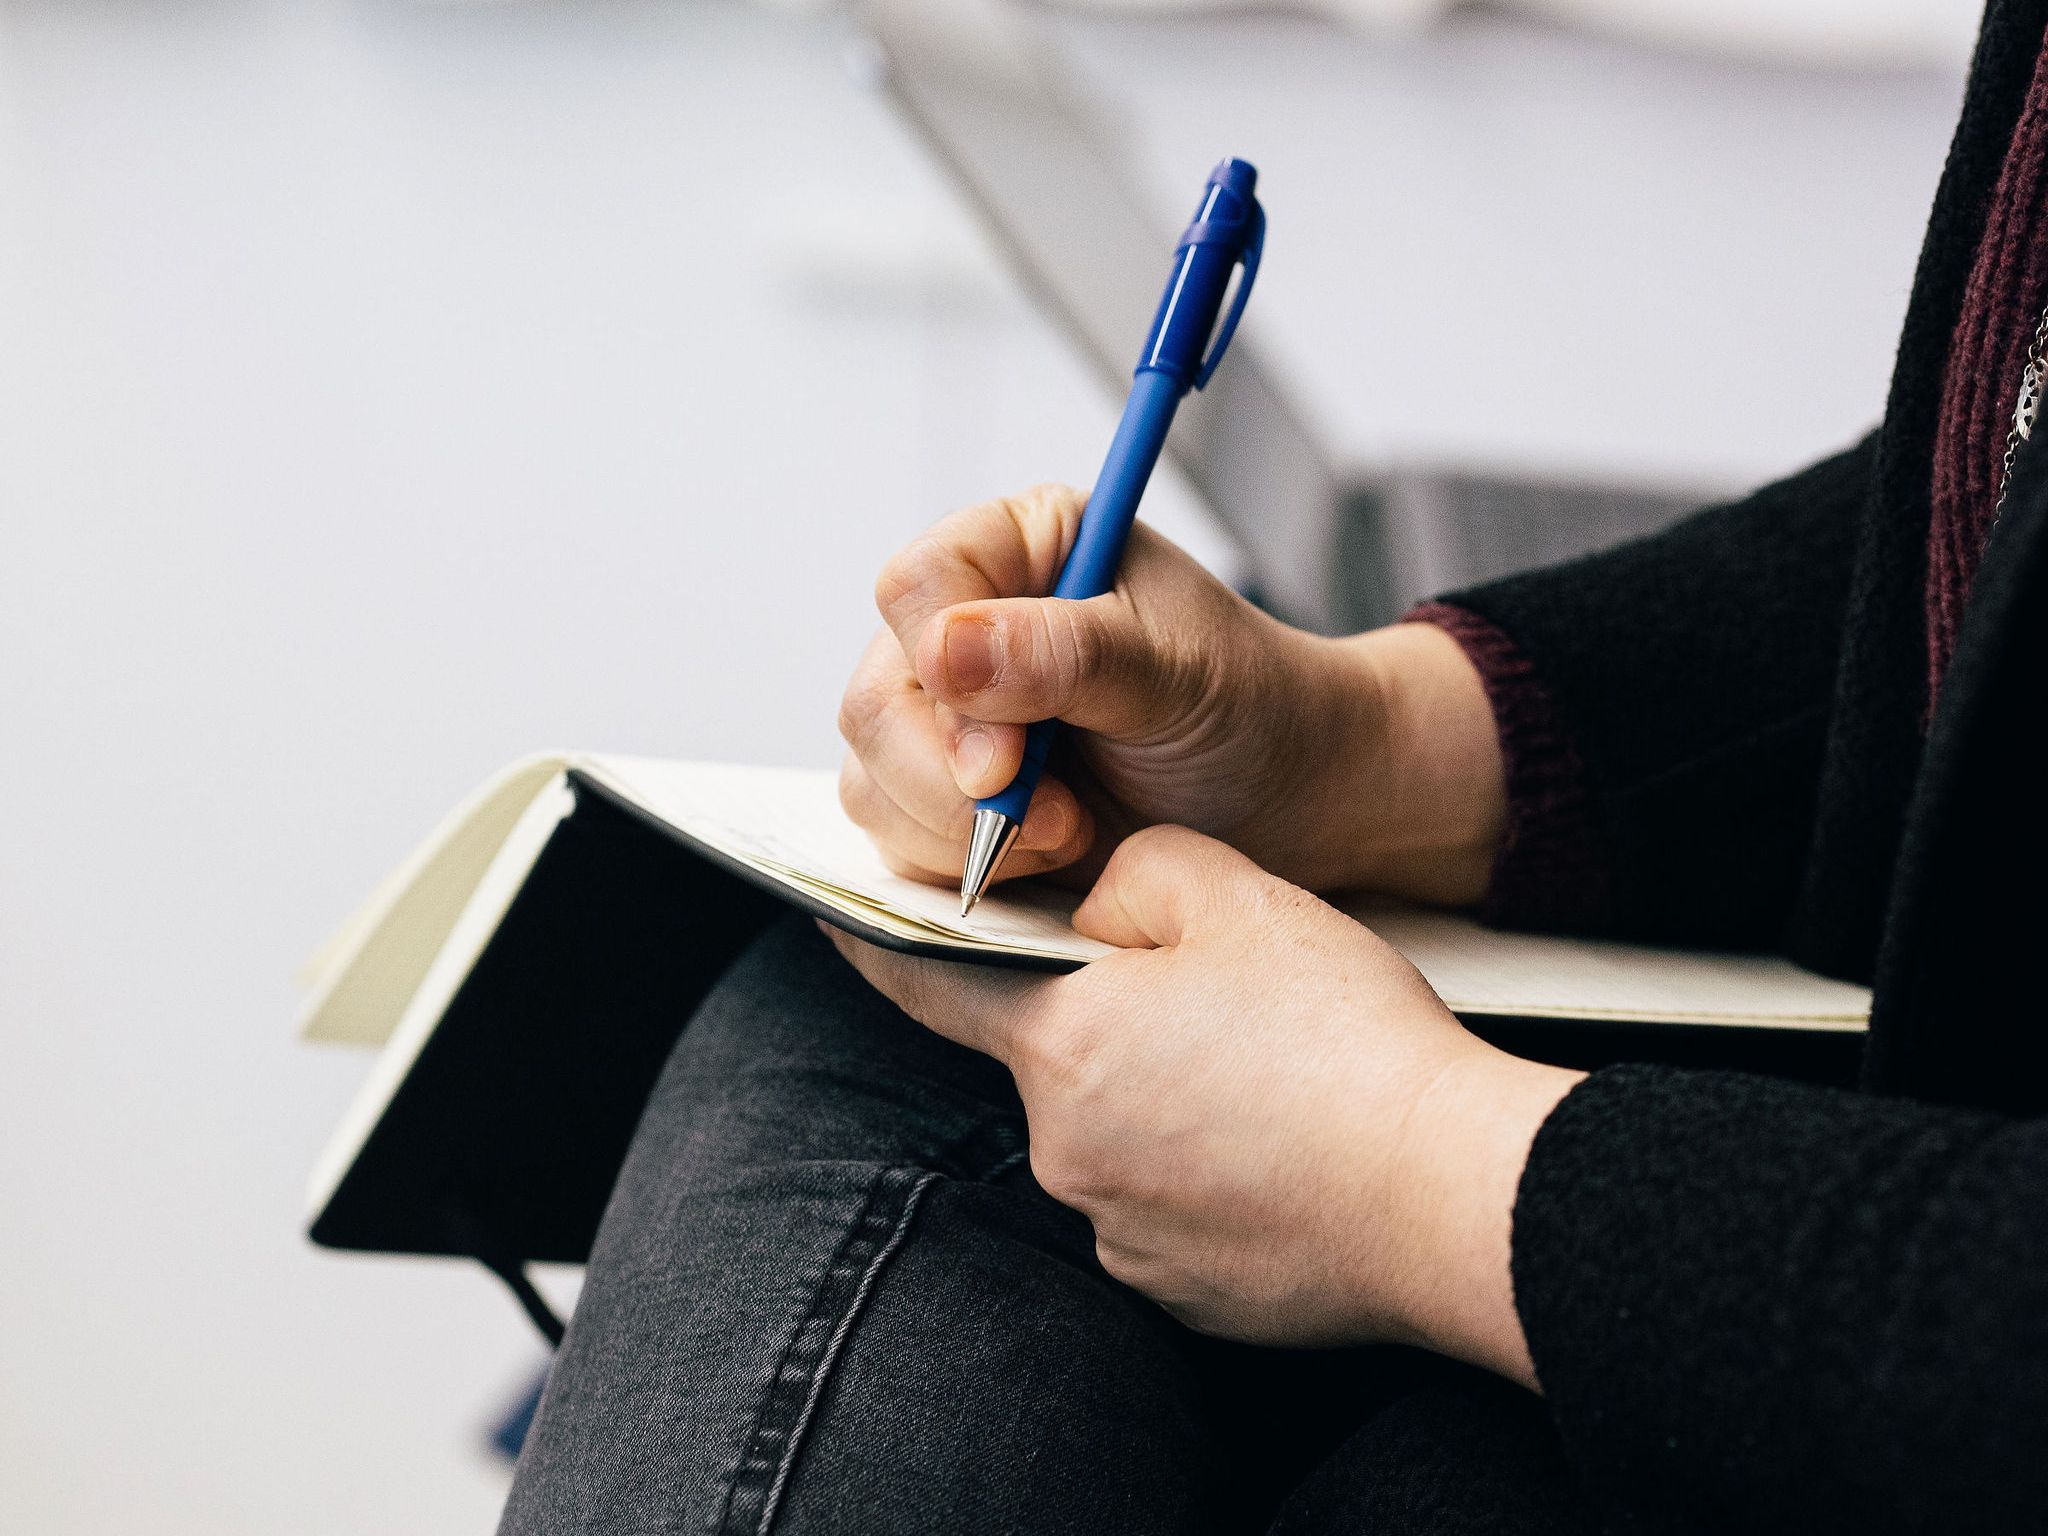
[500, 915, 1595, 1535]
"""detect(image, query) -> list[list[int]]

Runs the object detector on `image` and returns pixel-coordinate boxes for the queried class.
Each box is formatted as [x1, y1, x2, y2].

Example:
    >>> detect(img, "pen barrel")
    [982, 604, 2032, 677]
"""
[975, 369, 1183, 827]
[1051, 369, 1182, 602]
[967, 159, 1259, 855]
[979, 721, 1054, 825]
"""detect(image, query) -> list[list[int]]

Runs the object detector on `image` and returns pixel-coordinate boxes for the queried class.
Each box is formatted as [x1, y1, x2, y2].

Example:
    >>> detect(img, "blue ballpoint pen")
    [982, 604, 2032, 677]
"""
[959, 158, 1267, 916]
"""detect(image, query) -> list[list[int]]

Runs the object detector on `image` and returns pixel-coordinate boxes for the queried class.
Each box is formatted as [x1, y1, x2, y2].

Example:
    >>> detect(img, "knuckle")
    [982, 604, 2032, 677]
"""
[836, 754, 877, 823]
[834, 689, 864, 746]
[1027, 1136, 1102, 1210]
[1032, 602, 1095, 707]
[1120, 822, 1181, 856]
[1017, 482, 1086, 537]
[1018, 1004, 1108, 1098]
[1055, 599, 1105, 673]
[836, 667, 897, 749]
[1250, 876, 1322, 926]
[1113, 822, 1192, 878]
[1092, 1237, 1152, 1291]
[874, 538, 948, 619]
[1093, 1237, 1133, 1285]
[997, 485, 1088, 585]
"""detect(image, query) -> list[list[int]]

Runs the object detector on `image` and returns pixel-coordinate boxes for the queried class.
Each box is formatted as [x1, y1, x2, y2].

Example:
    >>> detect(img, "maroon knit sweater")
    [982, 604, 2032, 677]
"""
[1929, 35, 2048, 695]
[1416, 42, 2048, 925]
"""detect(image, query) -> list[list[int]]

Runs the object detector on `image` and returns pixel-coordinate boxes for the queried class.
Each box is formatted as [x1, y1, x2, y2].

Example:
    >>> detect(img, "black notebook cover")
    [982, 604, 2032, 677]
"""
[309, 780, 780, 1262]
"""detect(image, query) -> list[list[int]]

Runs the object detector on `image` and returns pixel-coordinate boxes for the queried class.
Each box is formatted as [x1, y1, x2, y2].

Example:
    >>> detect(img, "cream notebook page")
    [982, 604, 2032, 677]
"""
[583, 757, 1870, 1030]
[579, 757, 1113, 960]
[299, 754, 1871, 1051]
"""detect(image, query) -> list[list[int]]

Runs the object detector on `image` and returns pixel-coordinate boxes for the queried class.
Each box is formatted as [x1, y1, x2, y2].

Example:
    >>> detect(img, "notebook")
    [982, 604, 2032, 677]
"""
[299, 753, 1871, 1264]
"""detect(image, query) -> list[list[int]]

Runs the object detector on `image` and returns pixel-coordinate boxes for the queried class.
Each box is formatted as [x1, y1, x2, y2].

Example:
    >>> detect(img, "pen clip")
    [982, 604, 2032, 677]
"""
[1189, 201, 1264, 391]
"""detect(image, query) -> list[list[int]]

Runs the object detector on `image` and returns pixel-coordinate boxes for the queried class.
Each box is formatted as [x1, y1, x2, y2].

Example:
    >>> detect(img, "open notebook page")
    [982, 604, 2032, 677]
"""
[580, 757, 1870, 1029]
[580, 756, 1112, 961]
[1351, 903, 1869, 1028]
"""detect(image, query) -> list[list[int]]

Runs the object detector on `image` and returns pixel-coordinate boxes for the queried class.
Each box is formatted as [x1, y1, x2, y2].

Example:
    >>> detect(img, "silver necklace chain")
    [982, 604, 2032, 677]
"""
[1994, 301, 2048, 525]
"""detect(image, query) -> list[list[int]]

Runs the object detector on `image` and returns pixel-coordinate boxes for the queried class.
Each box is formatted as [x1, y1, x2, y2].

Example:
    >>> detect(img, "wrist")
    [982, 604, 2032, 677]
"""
[1308, 623, 1507, 903]
[1383, 1047, 1584, 1389]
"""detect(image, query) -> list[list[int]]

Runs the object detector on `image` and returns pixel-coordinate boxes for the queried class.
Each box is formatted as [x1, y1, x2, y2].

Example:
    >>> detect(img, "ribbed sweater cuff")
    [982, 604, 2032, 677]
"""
[1405, 602, 1611, 932]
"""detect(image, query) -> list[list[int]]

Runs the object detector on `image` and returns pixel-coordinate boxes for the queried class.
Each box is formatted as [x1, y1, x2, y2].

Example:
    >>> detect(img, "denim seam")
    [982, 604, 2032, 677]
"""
[713, 1165, 938, 1536]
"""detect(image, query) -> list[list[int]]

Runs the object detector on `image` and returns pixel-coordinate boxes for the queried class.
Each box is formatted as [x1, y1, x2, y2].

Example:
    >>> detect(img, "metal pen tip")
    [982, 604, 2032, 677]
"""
[959, 808, 1022, 919]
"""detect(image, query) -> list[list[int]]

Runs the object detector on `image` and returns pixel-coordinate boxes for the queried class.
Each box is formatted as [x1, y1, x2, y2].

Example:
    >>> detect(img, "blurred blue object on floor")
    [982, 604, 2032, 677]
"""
[491, 1365, 553, 1464]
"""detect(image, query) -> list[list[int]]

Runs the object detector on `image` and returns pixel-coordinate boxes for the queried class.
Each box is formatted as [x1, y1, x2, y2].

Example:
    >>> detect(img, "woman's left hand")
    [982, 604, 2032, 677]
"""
[824, 825, 1583, 1390]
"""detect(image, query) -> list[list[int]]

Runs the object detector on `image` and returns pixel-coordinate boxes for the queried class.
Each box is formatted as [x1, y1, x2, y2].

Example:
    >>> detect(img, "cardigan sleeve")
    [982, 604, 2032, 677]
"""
[1512, 1064, 2048, 1534]
[1429, 433, 1877, 948]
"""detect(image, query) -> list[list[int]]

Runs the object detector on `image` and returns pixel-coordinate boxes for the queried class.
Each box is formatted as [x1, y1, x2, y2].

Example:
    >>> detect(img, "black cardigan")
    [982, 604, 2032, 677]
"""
[1447, 1, 2048, 1527]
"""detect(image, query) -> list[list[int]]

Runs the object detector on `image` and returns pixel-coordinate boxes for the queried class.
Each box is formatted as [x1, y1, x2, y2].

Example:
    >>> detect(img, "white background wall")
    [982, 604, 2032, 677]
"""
[0, 1, 1967, 1530]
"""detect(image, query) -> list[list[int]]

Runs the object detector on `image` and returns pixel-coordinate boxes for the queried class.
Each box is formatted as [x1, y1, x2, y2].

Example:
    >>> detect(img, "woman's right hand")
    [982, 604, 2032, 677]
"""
[836, 484, 1507, 905]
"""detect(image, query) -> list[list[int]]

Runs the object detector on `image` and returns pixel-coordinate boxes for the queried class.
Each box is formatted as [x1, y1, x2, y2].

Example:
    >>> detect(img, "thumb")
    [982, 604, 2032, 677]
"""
[915, 591, 1185, 737]
[1072, 825, 1256, 949]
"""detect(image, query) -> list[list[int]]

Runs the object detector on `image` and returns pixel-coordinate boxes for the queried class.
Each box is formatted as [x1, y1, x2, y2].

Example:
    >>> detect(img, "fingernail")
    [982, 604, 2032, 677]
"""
[1020, 795, 1068, 851]
[953, 728, 994, 789]
[943, 617, 1000, 694]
